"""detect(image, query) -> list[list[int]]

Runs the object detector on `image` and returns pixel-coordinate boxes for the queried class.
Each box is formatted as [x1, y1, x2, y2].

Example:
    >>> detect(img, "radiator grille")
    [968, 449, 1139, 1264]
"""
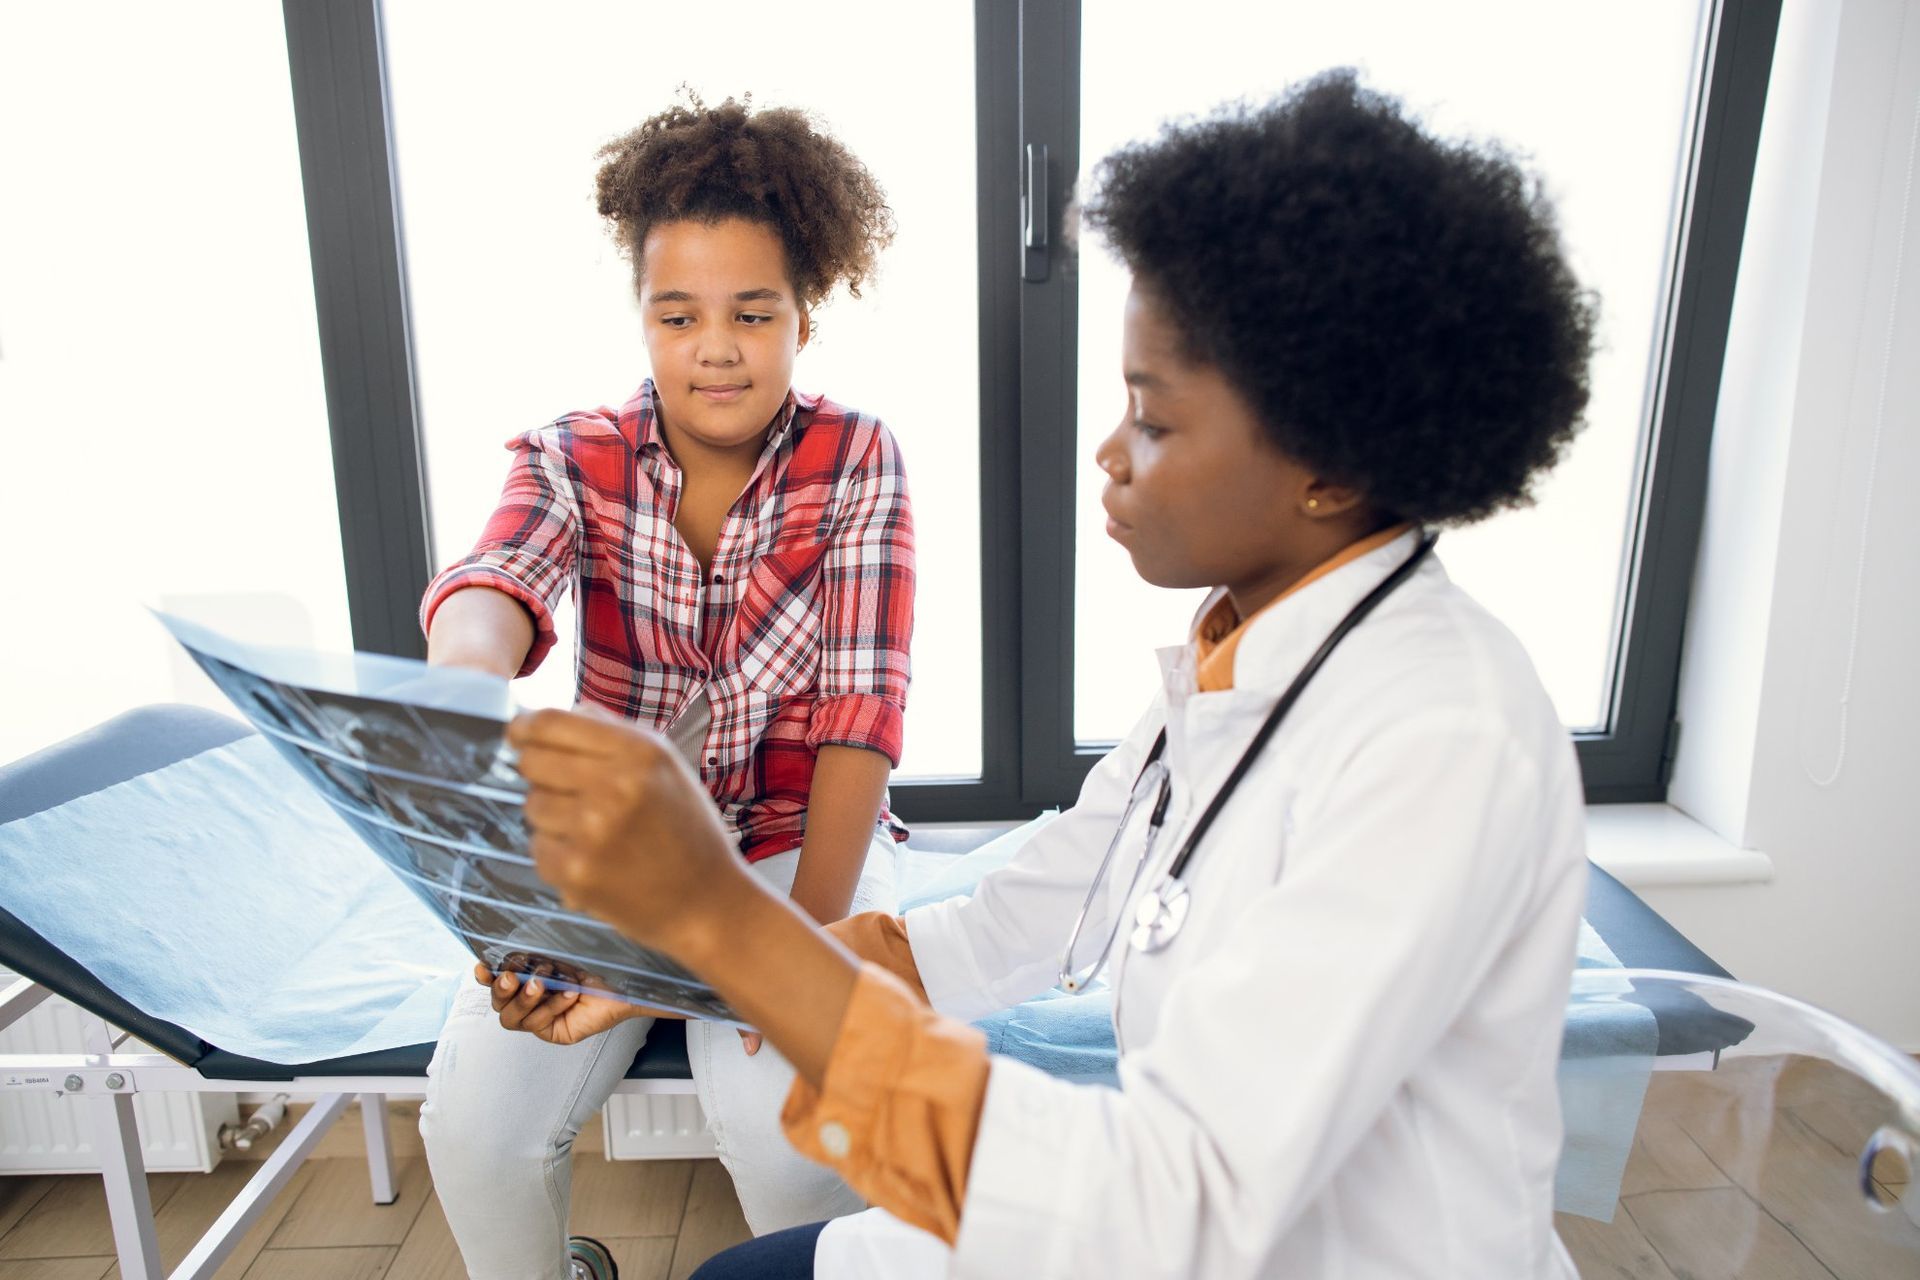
[0, 976, 233, 1174]
[602, 1093, 717, 1160]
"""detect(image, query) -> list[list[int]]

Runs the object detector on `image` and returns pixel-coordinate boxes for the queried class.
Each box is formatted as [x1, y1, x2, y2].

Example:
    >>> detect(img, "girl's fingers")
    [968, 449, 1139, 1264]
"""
[519, 990, 580, 1034]
[490, 970, 521, 1013]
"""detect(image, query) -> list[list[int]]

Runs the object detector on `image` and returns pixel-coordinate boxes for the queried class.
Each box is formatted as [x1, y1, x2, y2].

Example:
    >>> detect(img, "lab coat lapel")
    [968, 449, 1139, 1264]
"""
[1227, 528, 1428, 698]
[1157, 529, 1431, 832]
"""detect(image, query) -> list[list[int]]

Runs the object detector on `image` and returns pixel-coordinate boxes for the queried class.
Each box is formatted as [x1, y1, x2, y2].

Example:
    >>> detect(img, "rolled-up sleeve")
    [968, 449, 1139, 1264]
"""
[781, 964, 989, 1245]
[806, 425, 915, 764]
[419, 432, 581, 676]
[826, 912, 929, 1003]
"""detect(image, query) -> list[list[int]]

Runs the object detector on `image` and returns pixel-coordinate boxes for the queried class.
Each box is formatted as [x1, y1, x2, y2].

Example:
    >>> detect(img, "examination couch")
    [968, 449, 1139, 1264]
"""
[0, 704, 1740, 1278]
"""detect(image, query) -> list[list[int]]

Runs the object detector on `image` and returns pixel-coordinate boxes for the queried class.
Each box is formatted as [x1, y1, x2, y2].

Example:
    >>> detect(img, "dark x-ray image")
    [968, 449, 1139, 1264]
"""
[382, 833, 545, 904]
[189, 652, 327, 744]
[285, 740, 382, 811]
[164, 615, 740, 1022]
[299, 691, 524, 798]
[366, 771, 528, 854]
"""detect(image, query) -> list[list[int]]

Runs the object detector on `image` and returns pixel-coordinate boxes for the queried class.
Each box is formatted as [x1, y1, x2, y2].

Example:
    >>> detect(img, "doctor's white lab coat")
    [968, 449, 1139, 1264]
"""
[817, 530, 1588, 1279]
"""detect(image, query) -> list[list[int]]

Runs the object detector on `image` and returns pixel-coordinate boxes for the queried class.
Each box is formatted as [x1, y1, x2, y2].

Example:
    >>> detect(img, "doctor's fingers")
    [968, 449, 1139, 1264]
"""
[525, 793, 641, 857]
[528, 830, 622, 908]
[518, 745, 679, 821]
[522, 789, 595, 838]
[509, 706, 655, 760]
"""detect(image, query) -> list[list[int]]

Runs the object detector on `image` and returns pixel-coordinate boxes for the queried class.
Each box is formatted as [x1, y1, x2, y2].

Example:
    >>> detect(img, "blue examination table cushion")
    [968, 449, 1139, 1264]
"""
[0, 734, 471, 1064]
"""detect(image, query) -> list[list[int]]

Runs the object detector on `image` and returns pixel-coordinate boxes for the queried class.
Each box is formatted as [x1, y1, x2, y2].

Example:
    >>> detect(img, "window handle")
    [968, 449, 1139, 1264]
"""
[1023, 142, 1049, 282]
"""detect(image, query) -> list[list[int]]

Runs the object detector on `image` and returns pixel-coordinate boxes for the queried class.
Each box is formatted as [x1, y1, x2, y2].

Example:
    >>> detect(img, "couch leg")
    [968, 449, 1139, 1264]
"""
[90, 1089, 164, 1280]
[361, 1092, 398, 1204]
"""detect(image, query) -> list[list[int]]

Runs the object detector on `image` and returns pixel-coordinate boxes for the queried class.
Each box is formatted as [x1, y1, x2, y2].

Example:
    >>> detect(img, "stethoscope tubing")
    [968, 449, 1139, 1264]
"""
[1154, 530, 1436, 886]
[1058, 530, 1438, 992]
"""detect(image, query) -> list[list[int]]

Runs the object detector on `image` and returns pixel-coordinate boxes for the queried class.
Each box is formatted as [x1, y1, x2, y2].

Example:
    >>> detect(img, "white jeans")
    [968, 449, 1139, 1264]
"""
[419, 838, 897, 1280]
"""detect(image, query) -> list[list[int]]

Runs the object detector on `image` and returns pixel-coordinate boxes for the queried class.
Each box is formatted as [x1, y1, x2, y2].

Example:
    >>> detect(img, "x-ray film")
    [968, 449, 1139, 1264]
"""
[158, 612, 742, 1023]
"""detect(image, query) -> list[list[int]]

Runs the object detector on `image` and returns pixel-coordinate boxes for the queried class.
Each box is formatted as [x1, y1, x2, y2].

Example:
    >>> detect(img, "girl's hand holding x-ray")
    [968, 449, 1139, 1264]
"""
[477, 961, 647, 1047]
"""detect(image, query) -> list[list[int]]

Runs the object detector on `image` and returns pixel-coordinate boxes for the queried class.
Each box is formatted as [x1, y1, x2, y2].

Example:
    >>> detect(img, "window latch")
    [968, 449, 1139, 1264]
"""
[1023, 142, 1049, 282]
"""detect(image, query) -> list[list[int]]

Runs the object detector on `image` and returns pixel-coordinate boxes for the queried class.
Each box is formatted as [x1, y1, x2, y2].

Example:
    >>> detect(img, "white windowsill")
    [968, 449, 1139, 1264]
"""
[1585, 803, 1774, 889]
[919, 805, 1775, 891]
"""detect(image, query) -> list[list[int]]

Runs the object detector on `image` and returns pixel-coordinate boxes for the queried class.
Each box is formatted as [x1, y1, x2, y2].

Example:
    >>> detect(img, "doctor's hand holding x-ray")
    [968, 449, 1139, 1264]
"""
[509, 702, 865, 1084]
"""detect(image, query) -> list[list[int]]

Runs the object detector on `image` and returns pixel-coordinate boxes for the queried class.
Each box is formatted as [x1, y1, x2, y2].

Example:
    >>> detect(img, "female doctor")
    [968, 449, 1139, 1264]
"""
[500, 72, 1598, 1278]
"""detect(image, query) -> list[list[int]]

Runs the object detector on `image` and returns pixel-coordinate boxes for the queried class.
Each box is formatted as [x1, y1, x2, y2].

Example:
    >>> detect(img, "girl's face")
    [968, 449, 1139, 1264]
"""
[1095, 283, 1336, 614]
[639, 218, 810, 461]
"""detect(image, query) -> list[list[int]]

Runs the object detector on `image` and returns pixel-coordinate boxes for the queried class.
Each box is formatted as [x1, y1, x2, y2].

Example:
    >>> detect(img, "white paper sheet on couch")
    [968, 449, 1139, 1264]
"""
[0, 735, 470, 1065]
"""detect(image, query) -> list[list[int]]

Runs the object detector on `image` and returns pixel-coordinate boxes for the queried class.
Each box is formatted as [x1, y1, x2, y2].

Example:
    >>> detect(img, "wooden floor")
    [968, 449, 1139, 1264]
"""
[1555, 1056, 1917, 1279]
[2, 1054, 1915, 1279]
[0, 1103, 750, 1280]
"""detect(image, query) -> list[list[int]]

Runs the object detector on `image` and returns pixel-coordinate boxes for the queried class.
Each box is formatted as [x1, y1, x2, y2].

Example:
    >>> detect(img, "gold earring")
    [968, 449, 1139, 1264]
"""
[1306, 497, 1320, 511]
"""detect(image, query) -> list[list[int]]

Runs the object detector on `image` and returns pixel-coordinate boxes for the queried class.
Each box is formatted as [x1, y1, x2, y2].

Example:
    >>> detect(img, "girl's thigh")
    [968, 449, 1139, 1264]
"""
[744, 831, 898, 909]
[423, 974, 654, 1161]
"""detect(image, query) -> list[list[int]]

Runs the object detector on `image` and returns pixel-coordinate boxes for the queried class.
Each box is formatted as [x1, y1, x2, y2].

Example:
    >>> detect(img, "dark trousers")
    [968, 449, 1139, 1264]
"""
[688, 1221, 827, 1279]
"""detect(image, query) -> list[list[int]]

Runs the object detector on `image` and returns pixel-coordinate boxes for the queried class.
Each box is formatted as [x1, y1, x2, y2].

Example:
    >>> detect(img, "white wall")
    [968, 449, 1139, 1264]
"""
[1660, 0, 1920, 1049]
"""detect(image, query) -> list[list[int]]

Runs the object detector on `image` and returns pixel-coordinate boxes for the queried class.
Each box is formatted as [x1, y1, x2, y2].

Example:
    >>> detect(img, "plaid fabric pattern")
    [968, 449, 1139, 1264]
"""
[422, 380, 914, 862]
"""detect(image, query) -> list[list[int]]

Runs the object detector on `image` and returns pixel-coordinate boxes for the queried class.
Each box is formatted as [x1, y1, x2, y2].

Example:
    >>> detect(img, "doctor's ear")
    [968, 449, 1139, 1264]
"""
[1300, 479, 1367, 519]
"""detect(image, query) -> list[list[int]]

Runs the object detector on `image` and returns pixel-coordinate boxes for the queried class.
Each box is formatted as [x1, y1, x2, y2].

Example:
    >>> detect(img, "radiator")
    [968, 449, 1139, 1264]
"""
[0, 973, 234, 1175]
[602, 1093, 718, 1160]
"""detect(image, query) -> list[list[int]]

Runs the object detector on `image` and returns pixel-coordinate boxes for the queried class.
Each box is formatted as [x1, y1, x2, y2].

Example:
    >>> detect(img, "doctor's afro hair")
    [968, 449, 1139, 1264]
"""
[1076, 70, 1597, 526]
[595, 92, 895, 309]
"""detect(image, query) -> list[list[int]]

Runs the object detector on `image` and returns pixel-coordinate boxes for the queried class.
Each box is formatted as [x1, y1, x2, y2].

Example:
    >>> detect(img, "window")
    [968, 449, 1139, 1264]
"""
[376, 1, 983, 778]
[0, 1, 349, 764]
[1072, 1, 1709, 742]
[284, 0, 1779, 813]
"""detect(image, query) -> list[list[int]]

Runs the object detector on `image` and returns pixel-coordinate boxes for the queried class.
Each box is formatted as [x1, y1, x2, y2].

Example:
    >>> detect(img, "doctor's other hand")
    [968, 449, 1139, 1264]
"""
[508, 706, 745, 956]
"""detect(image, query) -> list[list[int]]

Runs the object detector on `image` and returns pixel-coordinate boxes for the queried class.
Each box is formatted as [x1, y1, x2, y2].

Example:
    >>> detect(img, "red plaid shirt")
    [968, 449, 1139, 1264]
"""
[422, 380, 914, 862]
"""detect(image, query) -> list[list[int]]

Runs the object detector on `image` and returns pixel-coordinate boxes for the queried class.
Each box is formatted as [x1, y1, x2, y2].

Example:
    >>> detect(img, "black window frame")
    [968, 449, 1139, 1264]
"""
[282, 0, 1780, 819]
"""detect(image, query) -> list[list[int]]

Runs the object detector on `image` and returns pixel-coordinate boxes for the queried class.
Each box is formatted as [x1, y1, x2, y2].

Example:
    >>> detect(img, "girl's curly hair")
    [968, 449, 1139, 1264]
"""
[595, 93, 895, 310]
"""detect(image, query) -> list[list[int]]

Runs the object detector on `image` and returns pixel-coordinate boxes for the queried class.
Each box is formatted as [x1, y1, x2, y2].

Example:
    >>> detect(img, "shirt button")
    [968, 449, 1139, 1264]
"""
[707, 755, 719, 767]
[818, 1121, 852, 1159]
[713, 572, 726, 584]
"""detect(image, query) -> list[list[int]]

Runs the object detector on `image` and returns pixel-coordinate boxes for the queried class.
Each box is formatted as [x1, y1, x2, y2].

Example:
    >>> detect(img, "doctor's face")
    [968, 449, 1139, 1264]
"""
[1096, 284, 1315, 603]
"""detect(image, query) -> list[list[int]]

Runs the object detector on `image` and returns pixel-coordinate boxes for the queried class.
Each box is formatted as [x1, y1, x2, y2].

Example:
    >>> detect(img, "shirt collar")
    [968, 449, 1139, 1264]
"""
[1192, 524, 1420, 693]
[615, 378, 816, 461]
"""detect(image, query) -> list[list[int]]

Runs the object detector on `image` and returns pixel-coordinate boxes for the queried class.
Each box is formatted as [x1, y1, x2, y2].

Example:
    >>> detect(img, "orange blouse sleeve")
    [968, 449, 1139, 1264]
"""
[781, 955, 992, 1243]
[824, 911, 929, 1003]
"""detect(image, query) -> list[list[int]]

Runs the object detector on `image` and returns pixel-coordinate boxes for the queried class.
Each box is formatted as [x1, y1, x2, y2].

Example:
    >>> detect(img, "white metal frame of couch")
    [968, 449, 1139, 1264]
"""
[0, 970, 697, 1280]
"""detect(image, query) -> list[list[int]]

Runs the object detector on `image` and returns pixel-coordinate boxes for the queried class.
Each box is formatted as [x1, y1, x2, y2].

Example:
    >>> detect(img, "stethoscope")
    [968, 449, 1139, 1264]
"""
[1058, 531, 1437, 994]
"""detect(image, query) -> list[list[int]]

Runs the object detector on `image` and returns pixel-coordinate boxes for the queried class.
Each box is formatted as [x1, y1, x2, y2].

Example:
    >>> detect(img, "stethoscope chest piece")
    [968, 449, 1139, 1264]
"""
[1130, 875, 1191, 953]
